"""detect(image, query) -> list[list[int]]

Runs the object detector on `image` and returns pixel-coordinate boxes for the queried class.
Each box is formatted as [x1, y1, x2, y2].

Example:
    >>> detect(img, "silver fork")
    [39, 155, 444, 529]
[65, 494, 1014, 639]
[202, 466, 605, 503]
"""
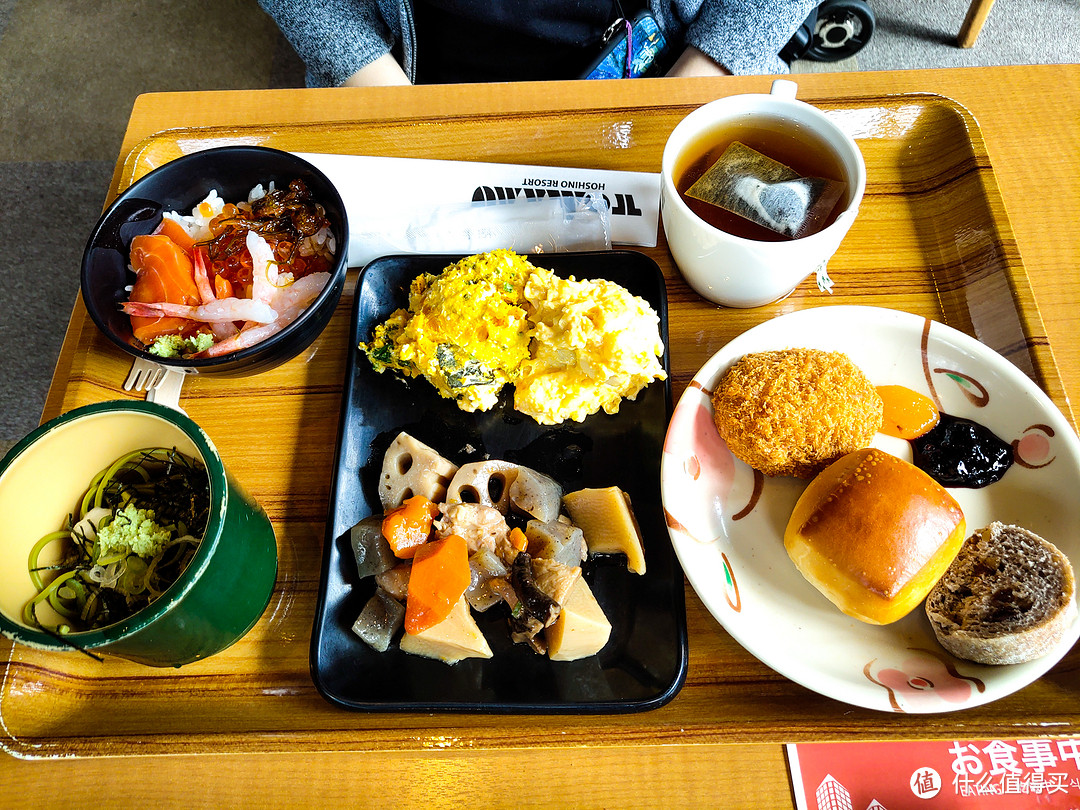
[123, 357, 167, 392]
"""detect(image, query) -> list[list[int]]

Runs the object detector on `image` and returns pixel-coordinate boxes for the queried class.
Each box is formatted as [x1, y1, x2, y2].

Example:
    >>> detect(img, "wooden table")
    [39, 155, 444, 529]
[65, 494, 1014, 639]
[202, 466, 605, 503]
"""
[3, 65, 1079, 807]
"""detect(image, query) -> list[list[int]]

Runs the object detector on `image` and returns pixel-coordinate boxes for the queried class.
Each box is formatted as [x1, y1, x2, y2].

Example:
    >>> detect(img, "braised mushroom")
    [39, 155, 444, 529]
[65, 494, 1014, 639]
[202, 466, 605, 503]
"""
[507, 552, 562, 654]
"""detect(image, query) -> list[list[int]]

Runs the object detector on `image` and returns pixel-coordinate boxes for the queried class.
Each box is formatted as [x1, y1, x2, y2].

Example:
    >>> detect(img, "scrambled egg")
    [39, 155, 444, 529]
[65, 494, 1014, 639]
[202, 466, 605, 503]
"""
[362, 250, 532, 412]
[361, 250, 666, 424]
[516, 268, 666, 425]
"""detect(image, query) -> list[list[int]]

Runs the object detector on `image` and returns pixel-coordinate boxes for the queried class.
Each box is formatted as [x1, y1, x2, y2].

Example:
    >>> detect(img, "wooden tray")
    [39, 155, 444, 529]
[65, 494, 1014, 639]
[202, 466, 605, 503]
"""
[3, 93, 1076, 759]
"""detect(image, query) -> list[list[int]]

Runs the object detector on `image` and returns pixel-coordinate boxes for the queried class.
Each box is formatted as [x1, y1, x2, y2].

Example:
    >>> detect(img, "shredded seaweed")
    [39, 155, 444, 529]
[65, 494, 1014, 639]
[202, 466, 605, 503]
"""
[23, 447, 210, 636]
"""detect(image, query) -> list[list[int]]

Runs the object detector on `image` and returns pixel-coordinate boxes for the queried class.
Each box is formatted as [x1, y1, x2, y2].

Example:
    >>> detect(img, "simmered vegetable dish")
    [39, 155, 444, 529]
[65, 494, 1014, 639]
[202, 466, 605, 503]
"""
[349, 432, 646, 663]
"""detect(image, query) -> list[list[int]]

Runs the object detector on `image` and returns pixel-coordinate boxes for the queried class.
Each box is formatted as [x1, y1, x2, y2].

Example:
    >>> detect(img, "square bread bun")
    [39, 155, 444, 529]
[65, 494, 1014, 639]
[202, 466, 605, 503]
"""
[784, 448, 966, 625]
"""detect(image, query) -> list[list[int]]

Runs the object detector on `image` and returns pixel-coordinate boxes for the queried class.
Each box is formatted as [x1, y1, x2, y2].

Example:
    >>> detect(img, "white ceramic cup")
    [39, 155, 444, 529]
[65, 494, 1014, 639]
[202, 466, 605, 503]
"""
[660, 80, 866, 308]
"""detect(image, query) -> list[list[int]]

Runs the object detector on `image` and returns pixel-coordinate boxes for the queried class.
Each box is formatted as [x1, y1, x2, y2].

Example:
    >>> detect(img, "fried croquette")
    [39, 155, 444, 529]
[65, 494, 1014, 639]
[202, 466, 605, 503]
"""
[711, 348, 883, 478]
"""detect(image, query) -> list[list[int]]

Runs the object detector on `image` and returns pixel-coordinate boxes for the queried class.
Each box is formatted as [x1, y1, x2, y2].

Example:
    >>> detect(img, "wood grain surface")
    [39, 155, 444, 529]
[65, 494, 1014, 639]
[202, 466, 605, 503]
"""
[3, 65, 1079, 808]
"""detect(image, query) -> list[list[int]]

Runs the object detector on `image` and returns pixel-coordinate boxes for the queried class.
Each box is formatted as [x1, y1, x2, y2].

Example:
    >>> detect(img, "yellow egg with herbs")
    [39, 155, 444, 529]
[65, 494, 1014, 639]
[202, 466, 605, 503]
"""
[361, 250, 666, 424]
[361, 249, 533, 412]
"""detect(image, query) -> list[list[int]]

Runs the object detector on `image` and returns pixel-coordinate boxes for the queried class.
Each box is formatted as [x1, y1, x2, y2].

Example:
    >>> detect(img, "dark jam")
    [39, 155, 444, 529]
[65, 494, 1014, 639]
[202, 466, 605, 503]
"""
[909, 413, 1013, 488]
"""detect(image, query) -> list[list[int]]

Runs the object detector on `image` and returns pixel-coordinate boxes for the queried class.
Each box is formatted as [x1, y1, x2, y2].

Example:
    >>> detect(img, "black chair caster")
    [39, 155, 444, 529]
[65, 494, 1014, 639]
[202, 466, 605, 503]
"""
[780, 0, 876, 64]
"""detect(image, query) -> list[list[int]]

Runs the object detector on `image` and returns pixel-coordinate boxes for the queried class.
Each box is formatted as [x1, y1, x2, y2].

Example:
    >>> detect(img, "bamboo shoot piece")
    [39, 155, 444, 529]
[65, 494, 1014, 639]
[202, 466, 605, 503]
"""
[546, 577, 612, 661]
[562, 486, 646, 574]
[399, 594, 492, 664]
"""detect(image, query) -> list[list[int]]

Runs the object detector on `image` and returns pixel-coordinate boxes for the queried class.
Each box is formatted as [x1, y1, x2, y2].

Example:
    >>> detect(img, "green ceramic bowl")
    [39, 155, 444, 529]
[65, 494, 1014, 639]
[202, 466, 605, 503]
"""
[0, 400, 277, 667]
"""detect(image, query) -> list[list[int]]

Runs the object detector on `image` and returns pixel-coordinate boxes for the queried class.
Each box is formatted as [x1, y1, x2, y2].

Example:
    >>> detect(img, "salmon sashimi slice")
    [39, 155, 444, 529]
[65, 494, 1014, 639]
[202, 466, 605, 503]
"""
[128, 233, 201, 343]
[152, 215, 197, 254]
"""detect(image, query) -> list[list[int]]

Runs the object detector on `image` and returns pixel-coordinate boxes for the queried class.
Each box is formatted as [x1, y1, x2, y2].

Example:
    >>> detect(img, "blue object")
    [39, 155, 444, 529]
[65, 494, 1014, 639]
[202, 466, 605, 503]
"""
[584, 11, 670, 80]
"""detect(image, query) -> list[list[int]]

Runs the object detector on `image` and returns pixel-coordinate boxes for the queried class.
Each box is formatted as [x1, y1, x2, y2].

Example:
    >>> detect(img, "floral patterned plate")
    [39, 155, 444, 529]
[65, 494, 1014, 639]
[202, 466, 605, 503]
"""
[661, 305, 1080, 713]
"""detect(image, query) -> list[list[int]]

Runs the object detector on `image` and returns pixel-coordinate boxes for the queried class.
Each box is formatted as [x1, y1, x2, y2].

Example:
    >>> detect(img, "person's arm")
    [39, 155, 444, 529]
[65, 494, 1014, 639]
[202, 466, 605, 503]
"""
[258, 0, 405, 87]
[677, 0, 821, 76]
[341, 52, 411, 86]
[665, 45, 732, 77]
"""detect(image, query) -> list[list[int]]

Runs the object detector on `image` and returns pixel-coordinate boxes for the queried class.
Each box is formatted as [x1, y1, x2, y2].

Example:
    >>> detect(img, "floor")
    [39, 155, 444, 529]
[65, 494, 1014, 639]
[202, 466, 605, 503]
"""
[1, 0, 1077, 455]
[0, 0, 306, 454]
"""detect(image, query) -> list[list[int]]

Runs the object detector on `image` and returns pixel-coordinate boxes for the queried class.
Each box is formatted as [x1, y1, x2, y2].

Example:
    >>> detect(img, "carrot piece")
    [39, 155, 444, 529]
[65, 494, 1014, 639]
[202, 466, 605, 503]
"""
[508, 527, 528, 553]
[382, 495, 440, 559]
[404, 534, 471, 635]
[153, 216, 197, 254]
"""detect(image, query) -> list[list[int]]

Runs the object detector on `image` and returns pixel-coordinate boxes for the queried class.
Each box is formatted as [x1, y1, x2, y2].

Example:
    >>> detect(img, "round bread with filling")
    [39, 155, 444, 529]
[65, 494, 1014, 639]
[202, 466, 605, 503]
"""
[711, 348, 883, 478]
[784, 448, 966, 625]
[925, 522, 1077, 665]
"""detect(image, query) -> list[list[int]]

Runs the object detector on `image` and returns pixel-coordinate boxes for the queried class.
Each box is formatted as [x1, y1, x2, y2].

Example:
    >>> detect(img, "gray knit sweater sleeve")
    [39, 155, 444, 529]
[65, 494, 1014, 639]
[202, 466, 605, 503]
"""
[260, 0, 821, 87]
[257, 0, 398, 87]
[673, 0, 822, 76]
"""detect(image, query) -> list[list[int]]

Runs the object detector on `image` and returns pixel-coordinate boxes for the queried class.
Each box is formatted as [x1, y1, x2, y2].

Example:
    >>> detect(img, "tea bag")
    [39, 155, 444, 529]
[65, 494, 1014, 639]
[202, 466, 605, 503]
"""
[686, 142, 846, 239]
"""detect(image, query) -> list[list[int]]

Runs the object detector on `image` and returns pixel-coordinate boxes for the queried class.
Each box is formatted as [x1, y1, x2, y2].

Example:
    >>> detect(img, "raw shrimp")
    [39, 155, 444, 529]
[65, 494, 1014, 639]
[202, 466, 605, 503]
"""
[247, 230, 282, 306]
[122, 297, 278, 324]
[200, 322, 284, 357]
[198, 272, 329, 358]
[267, 271, 330, 315]
[192, 247, 216, 305]
[191, 247, 242, 341]
[123, 181, 336, 358]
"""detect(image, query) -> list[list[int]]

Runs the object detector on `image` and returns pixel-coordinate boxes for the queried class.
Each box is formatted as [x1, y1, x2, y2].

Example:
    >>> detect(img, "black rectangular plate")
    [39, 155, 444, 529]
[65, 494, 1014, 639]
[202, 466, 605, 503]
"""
[310, 250, 688, 712]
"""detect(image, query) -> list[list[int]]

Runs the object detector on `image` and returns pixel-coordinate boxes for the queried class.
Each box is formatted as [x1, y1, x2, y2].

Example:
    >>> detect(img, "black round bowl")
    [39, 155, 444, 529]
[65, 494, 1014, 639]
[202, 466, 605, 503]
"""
[81, 146, 350, 377]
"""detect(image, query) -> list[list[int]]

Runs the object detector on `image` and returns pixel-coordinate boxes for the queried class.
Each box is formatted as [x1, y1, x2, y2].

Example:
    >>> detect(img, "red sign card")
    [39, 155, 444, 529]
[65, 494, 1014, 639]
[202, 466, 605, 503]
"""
[788, 739, 1080, 809]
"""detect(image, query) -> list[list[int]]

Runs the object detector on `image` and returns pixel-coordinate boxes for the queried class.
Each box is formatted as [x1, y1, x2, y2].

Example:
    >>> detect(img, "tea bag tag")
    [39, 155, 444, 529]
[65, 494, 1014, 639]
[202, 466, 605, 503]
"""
[685, 142, 845, 239]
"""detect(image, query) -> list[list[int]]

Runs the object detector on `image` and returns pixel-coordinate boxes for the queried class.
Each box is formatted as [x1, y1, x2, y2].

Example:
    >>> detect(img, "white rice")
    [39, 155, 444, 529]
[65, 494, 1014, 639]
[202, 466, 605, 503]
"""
[161, 188, 226, 243]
